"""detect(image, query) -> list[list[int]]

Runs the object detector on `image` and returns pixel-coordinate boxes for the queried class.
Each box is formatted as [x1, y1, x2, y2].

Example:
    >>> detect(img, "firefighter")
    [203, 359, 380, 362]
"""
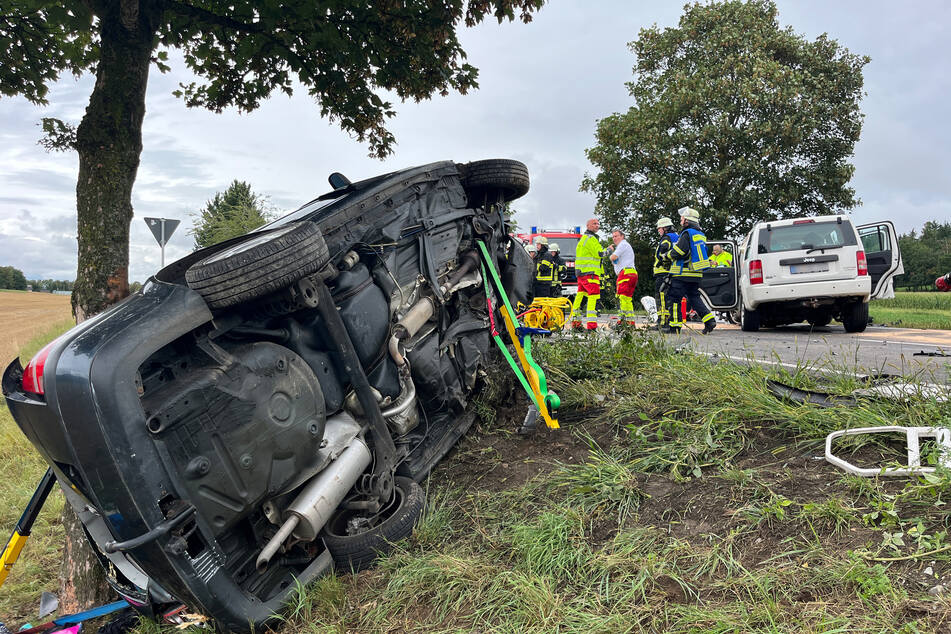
[710, 244, 734, 267]
[605, 229, 637, 326]
[653, 217, 678, 331]
[550, 242, 566, 297]
[570, 218, 603, 330]
[526, 242, 536, 259]
[665, 207, 716, 334]
[533, 236, 555, 298]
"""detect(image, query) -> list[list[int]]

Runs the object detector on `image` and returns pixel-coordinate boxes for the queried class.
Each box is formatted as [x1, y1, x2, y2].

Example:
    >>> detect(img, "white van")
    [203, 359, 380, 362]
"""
[695, 216, 903, 333]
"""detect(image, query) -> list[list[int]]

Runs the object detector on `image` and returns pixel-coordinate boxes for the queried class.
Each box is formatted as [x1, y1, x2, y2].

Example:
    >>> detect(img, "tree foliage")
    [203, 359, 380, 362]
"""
[0, 265, 28, 290]
[582, 0, 869, 246]
[0, 0, 543, 321]
[3, 0, 543, 158]
[896, 221, 951, 289]
[191, 180, 273, 249]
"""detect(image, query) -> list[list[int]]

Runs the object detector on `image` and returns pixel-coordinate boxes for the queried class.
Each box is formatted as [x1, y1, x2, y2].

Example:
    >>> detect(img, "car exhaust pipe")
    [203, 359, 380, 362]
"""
[256, 437, 372, 573]
[388, 297, 435, 366]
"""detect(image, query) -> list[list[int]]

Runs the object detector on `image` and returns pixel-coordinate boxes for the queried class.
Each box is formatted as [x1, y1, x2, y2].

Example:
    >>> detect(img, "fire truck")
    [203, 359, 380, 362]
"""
[516, 226, 584, 296]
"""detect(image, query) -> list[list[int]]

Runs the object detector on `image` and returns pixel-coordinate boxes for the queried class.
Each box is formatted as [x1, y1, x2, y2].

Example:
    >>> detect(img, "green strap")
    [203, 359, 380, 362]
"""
[478, 261, 544, 411]
[477, 240, 556, 411]
[477, 240, 519, 328]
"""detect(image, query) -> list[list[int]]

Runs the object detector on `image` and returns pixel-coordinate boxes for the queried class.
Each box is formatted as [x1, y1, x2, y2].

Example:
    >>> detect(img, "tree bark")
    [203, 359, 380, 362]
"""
[71, 0, 161, 321]
[63, 0, 163, 610]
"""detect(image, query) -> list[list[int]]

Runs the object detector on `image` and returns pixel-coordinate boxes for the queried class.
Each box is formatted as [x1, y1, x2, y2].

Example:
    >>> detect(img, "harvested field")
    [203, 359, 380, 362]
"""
[0, 291, 73, 365]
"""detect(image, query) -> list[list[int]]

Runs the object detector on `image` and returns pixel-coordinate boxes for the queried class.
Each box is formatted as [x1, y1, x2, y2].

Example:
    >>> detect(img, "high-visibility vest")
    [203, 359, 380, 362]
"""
[653, 232, 678, 275]
[711, 251, 733, 267]
[535, 255, 554, 282]
[670, 228, 710, 278]
[575, 233, 603, 276]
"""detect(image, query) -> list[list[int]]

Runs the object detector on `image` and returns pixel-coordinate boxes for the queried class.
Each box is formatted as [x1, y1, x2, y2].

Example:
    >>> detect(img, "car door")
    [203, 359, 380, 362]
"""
[699, 240, 738, 309]
[857, 221, 903, 299]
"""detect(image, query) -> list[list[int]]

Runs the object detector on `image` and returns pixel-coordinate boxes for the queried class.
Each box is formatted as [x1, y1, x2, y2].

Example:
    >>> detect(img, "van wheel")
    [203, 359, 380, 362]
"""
[842, 302, 869, 333]
[185, 222, 329, 310]
[740, 301, 760, 332]
[461, 159, 530, 206]
[322, 477, 424, 572]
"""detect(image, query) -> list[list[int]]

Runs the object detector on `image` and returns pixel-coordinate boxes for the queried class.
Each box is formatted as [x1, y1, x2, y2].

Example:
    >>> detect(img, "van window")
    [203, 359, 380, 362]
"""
[859, 225, 891, 253]
[756, 220, 857, 254]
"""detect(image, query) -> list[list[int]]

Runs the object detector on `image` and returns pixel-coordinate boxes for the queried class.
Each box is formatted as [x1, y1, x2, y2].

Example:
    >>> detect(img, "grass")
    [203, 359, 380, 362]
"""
[5, 325, 951, 632]
[0, 321, 73, 625]
[264, 331, 951, 634]
[871, 292, 951, 330]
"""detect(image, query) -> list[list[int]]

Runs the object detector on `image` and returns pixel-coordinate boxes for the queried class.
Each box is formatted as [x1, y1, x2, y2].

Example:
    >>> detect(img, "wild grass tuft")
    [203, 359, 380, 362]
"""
[547, 443, 644, 523]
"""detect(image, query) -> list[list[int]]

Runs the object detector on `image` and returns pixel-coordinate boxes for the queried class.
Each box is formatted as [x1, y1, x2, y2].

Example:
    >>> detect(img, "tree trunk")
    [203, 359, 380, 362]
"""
[62, 0, 163, 610]
[71, 0, 161, 321]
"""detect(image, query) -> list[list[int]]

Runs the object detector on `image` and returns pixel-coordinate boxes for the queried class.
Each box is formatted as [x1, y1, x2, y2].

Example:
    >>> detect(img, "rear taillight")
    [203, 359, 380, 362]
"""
[749, 259, 764, 285]
[22, 340, 57, 395]
[856, 251, 868, 276]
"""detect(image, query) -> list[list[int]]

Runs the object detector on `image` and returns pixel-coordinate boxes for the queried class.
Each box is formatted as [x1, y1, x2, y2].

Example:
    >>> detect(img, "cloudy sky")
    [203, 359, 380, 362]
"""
[1, 1, 949, 282]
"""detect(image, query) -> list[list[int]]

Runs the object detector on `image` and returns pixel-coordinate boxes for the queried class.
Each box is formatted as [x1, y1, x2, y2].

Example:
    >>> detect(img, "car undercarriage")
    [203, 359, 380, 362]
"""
[3, 159, 535, 631]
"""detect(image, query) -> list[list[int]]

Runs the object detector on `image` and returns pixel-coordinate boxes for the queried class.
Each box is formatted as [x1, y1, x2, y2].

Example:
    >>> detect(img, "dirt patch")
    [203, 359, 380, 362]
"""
[434, 395, 617, 493]
[0, 291, 72, 364]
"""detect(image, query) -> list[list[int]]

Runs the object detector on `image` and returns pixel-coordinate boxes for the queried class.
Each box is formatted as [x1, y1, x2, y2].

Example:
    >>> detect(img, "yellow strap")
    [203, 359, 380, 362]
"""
[0, 531, 28, 587]
[499, 306, 558, 429]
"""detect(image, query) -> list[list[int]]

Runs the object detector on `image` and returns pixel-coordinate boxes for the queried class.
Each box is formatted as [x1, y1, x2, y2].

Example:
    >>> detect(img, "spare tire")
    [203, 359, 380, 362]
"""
[461, 159, 530, 206]
[185, 222, 329, 310]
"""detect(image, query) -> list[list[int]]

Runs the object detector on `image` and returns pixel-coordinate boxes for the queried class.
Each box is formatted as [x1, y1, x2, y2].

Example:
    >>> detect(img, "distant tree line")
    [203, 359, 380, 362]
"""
[897, 221, 951, 290]
[0, 267, 78, 292]
[30, 279, 76, 292]
[0, 266, 28, 290]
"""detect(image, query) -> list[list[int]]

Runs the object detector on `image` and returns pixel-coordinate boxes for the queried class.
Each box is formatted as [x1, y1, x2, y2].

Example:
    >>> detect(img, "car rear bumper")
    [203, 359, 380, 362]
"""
[2, 281, 308, 631]
[745, 277, 871, 309]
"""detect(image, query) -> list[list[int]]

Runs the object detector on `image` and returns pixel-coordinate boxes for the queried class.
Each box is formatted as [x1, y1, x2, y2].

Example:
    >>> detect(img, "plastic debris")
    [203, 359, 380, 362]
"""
[825, 426, 951, 477]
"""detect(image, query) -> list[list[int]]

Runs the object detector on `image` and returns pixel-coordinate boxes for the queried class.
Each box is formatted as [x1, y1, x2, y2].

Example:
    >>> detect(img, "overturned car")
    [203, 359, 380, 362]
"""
[2, 159, 534, 631]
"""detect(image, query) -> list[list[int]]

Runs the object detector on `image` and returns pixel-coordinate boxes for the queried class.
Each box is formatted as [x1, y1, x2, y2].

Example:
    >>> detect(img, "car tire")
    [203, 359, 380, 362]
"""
[461, 159, 530, 206]
[321, 476, 425, 572]
[842, 301, 869, 333]
[185, 222, 329, 310]
[740, 301, 760, 332]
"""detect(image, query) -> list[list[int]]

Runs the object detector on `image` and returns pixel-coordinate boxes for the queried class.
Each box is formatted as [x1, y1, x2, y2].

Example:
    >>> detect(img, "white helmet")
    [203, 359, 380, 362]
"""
[678, 206, 700, 221]
[525, 243, 536, 253]
[656, 217, 674, 229]
[550, 242, 560, 252]
[535, 236, 549, 246]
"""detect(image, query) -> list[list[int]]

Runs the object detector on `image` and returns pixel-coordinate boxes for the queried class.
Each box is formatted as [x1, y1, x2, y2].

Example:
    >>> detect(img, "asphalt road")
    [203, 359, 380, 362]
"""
[675, 321, 951, 383]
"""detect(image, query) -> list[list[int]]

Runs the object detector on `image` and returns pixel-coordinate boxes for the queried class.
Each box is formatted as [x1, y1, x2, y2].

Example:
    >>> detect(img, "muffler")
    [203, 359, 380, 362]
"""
[256, 437, 371, 572]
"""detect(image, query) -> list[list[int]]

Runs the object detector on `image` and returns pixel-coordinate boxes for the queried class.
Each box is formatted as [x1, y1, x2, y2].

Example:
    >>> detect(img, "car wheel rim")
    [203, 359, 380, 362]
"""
[325, 484, 406, 538]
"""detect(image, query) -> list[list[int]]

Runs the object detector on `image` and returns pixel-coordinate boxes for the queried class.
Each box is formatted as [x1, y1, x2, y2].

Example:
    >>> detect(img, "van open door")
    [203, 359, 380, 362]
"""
[857, 221, 903, 299]
[700, 240, 739, 310]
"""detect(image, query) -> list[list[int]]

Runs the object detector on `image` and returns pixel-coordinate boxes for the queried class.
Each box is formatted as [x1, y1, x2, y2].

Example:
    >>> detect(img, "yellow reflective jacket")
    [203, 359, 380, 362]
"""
[575, 232, 603, 276]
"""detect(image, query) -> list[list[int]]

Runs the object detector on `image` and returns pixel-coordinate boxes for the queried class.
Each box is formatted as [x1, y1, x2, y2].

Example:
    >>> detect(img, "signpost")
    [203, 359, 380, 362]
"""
[143, 217, 181, 268]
